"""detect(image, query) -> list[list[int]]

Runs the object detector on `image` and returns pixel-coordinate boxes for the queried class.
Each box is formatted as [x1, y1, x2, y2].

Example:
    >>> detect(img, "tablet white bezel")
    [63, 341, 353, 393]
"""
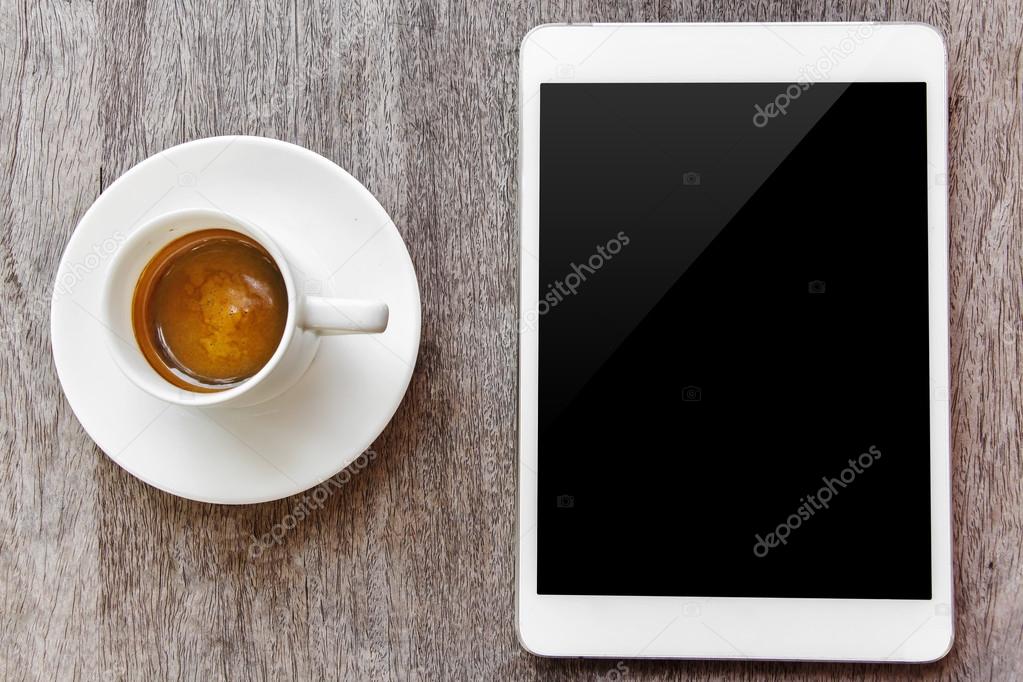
[517, 22, 952, 662]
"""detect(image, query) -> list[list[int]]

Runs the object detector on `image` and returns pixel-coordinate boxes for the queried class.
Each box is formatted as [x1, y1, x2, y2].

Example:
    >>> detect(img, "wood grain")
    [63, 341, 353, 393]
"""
[1, 0, 1021, 679]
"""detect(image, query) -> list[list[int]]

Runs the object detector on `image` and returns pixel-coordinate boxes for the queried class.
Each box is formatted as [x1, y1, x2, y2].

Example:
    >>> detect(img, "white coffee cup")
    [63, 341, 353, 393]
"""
[100, 207, 388, 408]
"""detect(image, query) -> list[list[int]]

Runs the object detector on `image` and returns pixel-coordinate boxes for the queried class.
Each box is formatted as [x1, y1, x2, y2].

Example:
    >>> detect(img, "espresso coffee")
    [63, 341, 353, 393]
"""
[131, 229, 288, 392]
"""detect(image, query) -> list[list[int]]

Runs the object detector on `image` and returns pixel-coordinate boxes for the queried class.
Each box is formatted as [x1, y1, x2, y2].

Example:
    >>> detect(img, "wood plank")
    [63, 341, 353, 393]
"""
[0, 1, 103, 680]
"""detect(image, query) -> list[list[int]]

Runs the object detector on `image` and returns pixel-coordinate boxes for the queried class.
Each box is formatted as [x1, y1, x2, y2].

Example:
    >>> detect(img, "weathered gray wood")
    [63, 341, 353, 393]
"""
[1, 0, 1021, 679]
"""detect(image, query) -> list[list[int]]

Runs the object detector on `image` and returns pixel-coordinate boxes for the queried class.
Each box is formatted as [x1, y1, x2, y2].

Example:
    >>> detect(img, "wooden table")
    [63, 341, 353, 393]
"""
[2, 1, 1020, 679]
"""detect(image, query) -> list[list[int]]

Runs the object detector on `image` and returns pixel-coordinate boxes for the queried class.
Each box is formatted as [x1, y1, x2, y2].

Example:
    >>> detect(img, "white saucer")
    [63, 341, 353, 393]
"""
[51, 136, 420, 504]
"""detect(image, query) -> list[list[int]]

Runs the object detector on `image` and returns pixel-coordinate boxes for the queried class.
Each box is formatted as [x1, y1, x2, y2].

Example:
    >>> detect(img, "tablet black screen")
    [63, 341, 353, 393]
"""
[536, 82, 932, 599]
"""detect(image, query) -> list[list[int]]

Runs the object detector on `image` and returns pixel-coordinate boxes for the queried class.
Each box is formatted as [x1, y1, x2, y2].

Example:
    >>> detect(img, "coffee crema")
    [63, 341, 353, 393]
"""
[131, 228, 288, 392]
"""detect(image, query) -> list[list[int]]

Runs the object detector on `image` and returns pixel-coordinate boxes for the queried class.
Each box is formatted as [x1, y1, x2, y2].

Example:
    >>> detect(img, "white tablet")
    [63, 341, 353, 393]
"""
[517, 23, 951, 662]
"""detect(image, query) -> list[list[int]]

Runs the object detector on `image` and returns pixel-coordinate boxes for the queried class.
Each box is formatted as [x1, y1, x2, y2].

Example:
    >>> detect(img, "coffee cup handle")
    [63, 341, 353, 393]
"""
[300, 296, 389, 335]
